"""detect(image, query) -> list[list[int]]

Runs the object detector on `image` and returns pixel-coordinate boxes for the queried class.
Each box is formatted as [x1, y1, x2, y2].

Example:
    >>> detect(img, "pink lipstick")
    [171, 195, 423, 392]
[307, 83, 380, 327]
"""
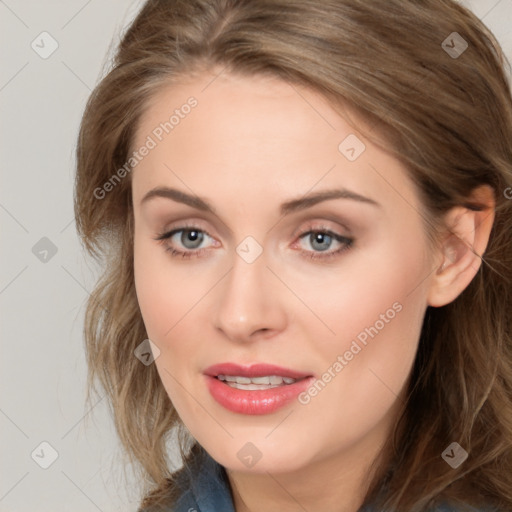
[204, 363, 314, 415]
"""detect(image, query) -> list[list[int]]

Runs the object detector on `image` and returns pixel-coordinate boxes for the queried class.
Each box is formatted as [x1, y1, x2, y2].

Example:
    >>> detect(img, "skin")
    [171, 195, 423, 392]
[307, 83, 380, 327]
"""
[130, 69, 495, 512]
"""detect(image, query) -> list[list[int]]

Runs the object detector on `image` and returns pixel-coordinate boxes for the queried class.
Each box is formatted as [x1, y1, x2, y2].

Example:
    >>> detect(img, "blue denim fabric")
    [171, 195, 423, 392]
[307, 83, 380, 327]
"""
[171, 448, 235, 512]
[149, 448, 492, 512]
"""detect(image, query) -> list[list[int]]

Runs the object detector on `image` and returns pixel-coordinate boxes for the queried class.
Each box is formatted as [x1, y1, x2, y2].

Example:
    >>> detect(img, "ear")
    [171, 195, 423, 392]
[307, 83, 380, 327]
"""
[427, 185, 495, 308]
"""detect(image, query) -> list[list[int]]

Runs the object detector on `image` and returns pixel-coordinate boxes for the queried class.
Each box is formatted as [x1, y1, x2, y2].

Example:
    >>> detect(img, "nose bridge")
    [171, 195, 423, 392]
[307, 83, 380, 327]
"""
[213, 241, 286, 341]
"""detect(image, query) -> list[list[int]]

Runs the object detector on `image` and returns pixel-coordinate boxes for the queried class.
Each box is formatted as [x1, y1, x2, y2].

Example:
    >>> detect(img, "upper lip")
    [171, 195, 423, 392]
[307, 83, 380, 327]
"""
[204, 362, 312, 379]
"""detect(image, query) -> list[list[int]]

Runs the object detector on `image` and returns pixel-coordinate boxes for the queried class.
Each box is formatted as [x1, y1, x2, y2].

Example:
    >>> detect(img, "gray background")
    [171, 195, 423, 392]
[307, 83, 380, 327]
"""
[1, 1, 511, 511]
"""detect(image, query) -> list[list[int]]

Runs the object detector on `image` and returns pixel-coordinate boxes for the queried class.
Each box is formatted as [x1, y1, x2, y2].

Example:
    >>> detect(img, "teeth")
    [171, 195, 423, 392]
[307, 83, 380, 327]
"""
[228, 383, 281, 390]
[233, 376, 252, 384]
[251, 376, 270, 384]
[217, 374, 298, 388]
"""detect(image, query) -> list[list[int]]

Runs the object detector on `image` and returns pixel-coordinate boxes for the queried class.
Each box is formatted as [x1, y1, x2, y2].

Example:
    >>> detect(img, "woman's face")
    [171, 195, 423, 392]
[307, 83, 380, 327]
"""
[131, 70, 438, 474]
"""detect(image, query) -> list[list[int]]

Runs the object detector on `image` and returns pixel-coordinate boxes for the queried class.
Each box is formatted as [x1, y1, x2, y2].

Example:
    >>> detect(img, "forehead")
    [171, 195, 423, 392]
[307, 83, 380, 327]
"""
[133, 71, 352, 151]
[130, 71, 419, 217]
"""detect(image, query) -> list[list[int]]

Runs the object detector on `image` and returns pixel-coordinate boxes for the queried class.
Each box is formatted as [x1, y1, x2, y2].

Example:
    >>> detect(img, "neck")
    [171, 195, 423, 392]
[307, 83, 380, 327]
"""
[226, 432, 390, 512]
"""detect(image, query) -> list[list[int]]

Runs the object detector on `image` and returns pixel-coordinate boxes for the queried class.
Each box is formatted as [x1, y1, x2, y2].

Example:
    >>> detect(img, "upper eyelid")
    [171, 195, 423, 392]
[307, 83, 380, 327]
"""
[161, 218, 349, 235]
[148, 203, 359, 236]
[161, 214, 352, 234]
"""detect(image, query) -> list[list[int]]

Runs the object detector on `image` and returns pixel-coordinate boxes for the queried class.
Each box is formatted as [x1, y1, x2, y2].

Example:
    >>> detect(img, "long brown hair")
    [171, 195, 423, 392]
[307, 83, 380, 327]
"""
[73, 1, 512, 510]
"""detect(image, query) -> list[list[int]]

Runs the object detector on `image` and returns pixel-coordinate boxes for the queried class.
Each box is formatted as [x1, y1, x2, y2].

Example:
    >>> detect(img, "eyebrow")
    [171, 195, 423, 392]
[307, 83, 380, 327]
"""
[140, 186, 381, 215]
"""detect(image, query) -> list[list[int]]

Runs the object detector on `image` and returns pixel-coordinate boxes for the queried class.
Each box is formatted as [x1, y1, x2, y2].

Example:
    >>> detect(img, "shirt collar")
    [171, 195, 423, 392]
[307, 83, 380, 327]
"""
[176, 446, 236, 512]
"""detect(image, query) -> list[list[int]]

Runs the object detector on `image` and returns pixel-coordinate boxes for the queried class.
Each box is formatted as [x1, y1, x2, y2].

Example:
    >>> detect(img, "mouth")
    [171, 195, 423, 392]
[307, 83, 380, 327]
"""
[203, 362, 314, 415]
[204, 362, 312, 386]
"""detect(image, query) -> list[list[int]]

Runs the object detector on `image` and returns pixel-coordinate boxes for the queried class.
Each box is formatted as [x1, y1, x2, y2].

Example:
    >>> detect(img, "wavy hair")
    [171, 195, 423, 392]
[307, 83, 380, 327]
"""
[73, 0, 512, 510]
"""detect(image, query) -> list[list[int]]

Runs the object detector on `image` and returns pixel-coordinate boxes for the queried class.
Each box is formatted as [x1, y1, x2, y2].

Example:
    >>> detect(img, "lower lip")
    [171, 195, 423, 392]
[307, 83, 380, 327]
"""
[205, 375, 315, 415]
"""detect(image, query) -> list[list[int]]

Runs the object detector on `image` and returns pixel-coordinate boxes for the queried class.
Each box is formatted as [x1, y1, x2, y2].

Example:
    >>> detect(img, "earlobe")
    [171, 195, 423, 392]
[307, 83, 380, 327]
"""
[427, 185, 495, 308]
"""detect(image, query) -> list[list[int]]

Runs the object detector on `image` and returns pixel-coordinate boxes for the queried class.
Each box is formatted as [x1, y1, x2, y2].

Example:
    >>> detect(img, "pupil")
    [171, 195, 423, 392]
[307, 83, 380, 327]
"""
[312, 232, 331, 251]
[182, 229, 203, 249]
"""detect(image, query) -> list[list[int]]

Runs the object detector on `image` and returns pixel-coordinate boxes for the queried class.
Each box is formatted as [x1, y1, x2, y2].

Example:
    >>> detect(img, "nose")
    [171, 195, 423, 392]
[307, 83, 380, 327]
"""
[212, 246, 288, 343]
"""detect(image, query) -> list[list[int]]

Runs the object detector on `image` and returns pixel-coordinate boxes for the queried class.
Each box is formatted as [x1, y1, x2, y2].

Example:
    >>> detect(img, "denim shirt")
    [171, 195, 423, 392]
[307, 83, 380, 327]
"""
[145, 447, 492, 512]
[170, 447, 235, 512]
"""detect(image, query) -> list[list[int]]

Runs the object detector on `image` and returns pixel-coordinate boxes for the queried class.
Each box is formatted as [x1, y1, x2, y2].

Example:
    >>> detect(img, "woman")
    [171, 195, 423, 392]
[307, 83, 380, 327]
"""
[73, 0, 512, 511]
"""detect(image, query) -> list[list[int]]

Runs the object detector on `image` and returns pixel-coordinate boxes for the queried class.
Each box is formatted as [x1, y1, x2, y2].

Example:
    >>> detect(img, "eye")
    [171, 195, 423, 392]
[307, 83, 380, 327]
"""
[294, 225, 353, 261]
[153, 225, 216, 259]
[153, 222, 354, 261]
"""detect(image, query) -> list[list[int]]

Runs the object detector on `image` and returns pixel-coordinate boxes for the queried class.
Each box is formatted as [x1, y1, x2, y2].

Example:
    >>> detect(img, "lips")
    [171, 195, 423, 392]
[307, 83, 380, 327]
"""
[204, 362, 311, 379]
[204, 363, 315, 415]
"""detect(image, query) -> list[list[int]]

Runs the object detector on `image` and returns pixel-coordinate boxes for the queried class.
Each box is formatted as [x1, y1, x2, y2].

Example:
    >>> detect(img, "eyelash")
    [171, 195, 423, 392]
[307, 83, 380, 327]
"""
[153, 222, 354, 262]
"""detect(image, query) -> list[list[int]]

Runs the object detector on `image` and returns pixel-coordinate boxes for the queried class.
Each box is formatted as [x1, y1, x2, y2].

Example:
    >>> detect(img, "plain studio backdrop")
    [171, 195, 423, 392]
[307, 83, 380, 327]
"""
[0, 1, 511, 511]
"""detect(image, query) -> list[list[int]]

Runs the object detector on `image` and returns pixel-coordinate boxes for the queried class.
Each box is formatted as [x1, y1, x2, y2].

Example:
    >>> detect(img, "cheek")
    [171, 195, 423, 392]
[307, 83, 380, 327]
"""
[296, 231, 429, 398]
[281, 228, 430, 351]
[133, 237, 203, 417]
[303, 300, 420, 443]
[133, 237, 169, 339]
[298, 233, 429, 429]
[133, 231, 210, 341]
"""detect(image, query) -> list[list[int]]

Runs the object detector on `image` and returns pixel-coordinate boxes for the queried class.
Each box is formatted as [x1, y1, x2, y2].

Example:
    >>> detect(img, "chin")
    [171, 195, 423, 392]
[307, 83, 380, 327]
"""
[203, 437, 315, 475]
